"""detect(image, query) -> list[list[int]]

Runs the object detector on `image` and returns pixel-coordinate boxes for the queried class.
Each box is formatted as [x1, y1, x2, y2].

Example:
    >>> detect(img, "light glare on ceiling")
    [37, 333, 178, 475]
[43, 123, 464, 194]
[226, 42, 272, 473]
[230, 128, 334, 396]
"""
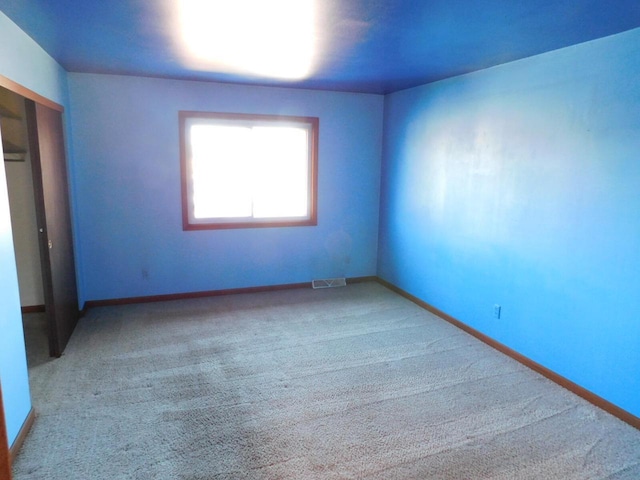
[178, 0, 317, 80]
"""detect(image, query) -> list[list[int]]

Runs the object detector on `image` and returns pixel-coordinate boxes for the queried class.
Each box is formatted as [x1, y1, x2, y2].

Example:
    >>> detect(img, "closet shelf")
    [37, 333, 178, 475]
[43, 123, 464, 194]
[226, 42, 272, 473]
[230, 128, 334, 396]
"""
[0, 104, 22, 120]
[3, 139, 26, 162]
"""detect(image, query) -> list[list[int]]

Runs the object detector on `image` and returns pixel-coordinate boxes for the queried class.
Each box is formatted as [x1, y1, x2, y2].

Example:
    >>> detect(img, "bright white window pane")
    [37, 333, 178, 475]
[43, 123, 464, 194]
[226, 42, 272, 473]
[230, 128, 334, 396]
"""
[190, 124, 252, 218]
[251, 126, 309, 218]
[181, 112, 316, 229]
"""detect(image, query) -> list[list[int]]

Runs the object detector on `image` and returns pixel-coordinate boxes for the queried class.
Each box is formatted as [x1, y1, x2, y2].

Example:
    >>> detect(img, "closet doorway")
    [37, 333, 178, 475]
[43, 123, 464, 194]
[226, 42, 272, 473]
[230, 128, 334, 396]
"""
[1, 80, 79, 359]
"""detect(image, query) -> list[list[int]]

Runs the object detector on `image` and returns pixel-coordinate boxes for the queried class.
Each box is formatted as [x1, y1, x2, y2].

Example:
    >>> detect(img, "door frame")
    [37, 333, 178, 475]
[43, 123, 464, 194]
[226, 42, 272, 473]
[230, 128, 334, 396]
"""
[1, 74, 81, 462]
[1, 74, 80, 358]
[0, 383, 12, 480]
[0, 75, 62, 112]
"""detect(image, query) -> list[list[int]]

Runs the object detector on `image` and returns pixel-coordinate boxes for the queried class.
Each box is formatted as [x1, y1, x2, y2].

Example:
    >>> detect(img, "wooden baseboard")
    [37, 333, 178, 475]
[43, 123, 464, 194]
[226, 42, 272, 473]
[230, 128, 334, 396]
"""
[347, 276, 378, 284]
[21, 305, 46, 314]
[84, 277, 377, 309]
[84, 282, 309, 308]
[376, 277, 640, 430]
[9, 407, 35, 463]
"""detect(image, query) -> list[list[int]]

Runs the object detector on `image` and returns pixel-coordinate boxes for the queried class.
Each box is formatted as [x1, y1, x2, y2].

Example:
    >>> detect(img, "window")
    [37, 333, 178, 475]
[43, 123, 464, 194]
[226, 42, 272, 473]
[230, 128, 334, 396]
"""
[180, 111, 318, 230]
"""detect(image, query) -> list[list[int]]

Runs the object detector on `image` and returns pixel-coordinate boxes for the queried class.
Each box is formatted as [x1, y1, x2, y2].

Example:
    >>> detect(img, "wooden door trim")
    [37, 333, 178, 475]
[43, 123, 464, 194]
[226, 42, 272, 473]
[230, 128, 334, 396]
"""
[0, 383, 13, 480]
[0, 74, 63, 113]
[9, 408, 35, 464]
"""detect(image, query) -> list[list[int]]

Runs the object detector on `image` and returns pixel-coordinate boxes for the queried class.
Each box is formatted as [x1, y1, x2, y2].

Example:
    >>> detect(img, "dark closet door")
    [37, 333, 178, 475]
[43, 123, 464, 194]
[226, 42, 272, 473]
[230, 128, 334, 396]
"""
[26, 100, 79, 357]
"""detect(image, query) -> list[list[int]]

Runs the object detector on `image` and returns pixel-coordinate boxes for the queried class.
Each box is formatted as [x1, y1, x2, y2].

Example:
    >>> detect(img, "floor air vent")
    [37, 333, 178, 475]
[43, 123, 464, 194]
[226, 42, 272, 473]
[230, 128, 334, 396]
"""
[312, 278, 347, 289]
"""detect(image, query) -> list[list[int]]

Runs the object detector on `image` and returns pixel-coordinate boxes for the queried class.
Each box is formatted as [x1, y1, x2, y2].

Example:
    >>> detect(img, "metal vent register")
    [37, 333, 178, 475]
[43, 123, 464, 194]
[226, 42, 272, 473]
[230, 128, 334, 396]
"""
[312, 278, 347, 289]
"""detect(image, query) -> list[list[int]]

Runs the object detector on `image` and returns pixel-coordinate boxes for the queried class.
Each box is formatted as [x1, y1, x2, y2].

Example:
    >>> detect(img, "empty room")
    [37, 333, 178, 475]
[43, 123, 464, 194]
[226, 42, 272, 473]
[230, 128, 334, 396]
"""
[1, 1, 639, 478]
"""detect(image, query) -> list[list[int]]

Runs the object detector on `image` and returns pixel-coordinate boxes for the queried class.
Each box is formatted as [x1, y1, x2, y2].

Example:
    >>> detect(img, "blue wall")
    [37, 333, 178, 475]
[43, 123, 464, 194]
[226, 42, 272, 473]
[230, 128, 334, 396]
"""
[67, 74, 383, 301]
[3, 7, 640, 448]
[0, 132, 29, 448]
[379, 28, 640, 416]
[0, 12, 69, 447]
[0, 13, 67, 106]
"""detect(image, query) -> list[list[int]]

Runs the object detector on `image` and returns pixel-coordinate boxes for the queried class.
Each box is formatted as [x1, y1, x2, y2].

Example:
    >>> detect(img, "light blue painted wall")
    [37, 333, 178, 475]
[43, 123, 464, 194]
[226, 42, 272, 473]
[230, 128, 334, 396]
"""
[68, 74, 384, 301]
[0, 12, 67, 106]
[0, 11, 68, 447]
[0, 134, 30, 447]
[379, 28, 640, 416]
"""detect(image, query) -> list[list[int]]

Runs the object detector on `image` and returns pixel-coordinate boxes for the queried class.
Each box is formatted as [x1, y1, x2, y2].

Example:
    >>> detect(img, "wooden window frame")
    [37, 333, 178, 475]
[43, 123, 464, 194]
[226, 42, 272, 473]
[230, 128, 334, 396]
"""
[179, 111, 318, 230]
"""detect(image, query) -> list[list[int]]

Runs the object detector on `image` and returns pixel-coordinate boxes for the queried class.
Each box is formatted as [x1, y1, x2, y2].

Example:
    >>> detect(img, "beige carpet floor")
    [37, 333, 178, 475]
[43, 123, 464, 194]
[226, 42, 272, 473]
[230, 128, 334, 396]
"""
[13, 282, 640, 479]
